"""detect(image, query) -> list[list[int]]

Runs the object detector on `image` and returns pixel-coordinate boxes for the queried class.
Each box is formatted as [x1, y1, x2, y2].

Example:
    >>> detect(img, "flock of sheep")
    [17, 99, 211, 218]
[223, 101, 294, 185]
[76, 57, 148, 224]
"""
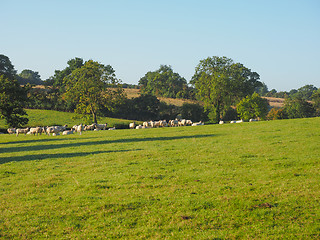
[6, 118, 259, 136]
[129, 119, 204, 129]
[7, 123, 110, 136]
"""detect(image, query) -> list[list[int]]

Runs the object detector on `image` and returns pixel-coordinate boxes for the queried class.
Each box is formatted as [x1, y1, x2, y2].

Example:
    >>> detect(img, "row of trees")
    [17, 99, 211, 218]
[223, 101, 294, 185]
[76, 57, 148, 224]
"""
[1, 53, 319, 128]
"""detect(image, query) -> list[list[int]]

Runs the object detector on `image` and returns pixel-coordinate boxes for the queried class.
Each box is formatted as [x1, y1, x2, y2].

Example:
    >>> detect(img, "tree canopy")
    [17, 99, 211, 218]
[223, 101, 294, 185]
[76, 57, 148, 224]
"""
[139, 65, 189, 99]
[18, 69, 43, 85]
[0, 55, 28, 127]
[63, 60, 124, 124]
[191, 56, 262, 122]
[236, 93, 269, 120]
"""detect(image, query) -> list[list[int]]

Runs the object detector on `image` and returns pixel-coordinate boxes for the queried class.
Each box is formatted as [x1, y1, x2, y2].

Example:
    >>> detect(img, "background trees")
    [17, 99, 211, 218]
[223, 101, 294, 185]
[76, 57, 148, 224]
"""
[191, 56, 262, 123]
[283, 97, 315, 119]
[17, 70, 43, 85]
[139, 65, 191, 99]
[0, 54, 28, 127]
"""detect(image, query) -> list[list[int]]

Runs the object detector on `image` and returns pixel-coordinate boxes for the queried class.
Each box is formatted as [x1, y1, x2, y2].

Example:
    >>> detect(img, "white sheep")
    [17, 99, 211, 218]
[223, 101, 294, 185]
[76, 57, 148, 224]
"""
[7, 128, 16, 134]
[16, 128, 29, 136]
[186, 120, 193, 126]
[95, 123, 108, 130]
[62, 130, 74, 135]
[129, 122, 136, 129]
[46, 125, 67, 136]
[84, 124, 95, 131]
[29, 127, 43, 136]
[191, 121, 204, 126]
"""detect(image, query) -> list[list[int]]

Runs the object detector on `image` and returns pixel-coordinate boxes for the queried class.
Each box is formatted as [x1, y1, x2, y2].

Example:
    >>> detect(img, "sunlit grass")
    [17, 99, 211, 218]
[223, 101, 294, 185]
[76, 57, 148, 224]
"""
[0, 117, 319, 239]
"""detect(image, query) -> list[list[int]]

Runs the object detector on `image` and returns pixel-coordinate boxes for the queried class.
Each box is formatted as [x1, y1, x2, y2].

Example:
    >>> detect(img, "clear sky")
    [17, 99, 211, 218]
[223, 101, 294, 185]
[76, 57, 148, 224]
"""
[2, 0, 320, 91]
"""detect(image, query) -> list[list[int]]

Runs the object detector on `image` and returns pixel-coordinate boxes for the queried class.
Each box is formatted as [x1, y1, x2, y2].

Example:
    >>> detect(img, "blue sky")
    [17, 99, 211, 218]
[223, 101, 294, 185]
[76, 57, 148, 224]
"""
[2, 0, 320, 91]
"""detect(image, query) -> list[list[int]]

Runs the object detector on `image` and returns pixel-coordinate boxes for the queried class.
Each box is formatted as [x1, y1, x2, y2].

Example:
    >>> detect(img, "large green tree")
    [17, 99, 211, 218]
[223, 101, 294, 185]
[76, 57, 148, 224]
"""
[0, 54, 28, 127]
[139, 65, 189, 98]
[63, 60, 124, 124]
[191, 56, 262, 122]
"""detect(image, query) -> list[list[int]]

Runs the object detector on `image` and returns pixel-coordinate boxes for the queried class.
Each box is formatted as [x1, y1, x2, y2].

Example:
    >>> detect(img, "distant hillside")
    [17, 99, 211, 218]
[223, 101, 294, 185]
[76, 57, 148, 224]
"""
[124, 88, 285, 108]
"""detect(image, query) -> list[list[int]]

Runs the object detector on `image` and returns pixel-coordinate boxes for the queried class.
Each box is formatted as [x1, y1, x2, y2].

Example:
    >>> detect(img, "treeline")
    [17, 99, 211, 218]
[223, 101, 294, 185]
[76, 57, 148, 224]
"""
[1, 54, 319, 128]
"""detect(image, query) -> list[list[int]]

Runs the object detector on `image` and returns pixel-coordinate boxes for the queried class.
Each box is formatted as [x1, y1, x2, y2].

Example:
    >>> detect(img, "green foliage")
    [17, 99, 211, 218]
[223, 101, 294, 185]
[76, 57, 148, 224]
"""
[236, 93, 270, 120]
[0, 54, 17, 79]
[64, 60, 124, 124]
[283, 97, 315, 119]
[17, 69, 43, 85]
[0, 55, 29, 127]
[292, 85, 318, 101]
[266, 107, 287, 120]
[0, 118, 320, 238]
[139, 65, 189, 99]
[311, 89, 320, 116]
[191, 56, 262, 123]
[181, 103, 207, 122]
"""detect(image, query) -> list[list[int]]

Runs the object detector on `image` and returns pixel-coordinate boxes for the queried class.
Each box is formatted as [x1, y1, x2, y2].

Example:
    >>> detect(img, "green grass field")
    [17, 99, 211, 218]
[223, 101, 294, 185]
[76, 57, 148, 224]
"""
[0, 109, 135, 130]
[0, 117, 319, 239]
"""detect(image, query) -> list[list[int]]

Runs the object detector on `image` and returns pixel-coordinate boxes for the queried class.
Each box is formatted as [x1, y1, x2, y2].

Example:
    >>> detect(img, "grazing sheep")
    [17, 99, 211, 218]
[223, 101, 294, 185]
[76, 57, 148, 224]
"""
[179, 119, 186, 127]
[84, 124, 96, 131]
[16, 128, 29, 136]
[159, 120, 168, 127]
[7, 128, 16, 134]
[29, 127, 43, 136]
[129, 122, 136, 129]
[73, 124, 83, 135]
[95, 123, 108, 130]
[170, 119, 179, 127]
[62, 130, 74, 135]
[46, 125, 67, 136]
[191, 121, 204, 126]
[186, 120, 193, 126]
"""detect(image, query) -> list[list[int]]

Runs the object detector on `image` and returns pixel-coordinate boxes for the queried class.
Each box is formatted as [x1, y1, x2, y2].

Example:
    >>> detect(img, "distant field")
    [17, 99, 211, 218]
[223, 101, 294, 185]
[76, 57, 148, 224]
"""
[0, 117, 319, 239]
[124, 88, 285, 108]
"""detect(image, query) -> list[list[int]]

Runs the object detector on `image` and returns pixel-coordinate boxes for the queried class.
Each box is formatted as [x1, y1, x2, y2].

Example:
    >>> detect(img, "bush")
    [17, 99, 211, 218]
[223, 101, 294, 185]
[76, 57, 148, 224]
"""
[283, 97, 315, 119]
[267, 108, 287, 120]
[181, 103, 207, 122]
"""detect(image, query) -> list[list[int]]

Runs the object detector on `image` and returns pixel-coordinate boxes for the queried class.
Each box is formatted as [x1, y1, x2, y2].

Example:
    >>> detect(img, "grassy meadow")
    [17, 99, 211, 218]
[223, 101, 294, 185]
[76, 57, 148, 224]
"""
[0, 109, 134, 130]
[0, 117, 319, 239]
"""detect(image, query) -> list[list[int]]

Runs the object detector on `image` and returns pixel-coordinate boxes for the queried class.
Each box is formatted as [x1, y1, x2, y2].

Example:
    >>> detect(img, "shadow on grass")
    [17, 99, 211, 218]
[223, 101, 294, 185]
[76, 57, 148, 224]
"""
[0, 149, 137, 164]
[0, 137, 97, 145]
[0, 134, 215, 155]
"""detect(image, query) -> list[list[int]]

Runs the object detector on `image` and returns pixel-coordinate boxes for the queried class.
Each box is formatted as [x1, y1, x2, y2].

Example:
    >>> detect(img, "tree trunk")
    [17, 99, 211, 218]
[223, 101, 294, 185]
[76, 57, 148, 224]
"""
[93, 111, 97, 124]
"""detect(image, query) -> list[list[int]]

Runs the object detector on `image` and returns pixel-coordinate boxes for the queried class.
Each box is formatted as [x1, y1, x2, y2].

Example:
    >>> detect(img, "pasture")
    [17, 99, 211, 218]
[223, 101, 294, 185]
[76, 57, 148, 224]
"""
[0, 117, 319, 239]
[0, 109, 134, 131]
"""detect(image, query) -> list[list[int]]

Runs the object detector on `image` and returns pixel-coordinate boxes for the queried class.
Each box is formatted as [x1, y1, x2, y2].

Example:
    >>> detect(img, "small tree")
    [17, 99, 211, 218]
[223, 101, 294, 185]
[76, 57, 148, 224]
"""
[266, 108, 287, 120]
[236, 93, 269, 120]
